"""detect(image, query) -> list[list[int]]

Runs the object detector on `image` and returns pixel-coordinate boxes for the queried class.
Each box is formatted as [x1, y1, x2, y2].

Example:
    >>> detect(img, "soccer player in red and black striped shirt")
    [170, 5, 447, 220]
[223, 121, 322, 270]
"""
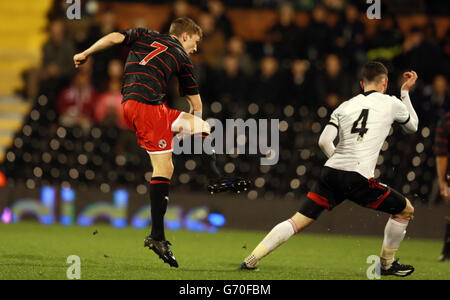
[434, 111, 450, 261]
[74, 17, 249, 268]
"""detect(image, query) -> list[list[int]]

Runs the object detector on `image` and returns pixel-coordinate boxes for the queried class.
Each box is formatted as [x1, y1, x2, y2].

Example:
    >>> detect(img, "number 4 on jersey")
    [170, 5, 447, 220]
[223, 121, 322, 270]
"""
[139, 42, 168, 66]
[351, 109, 369, 138]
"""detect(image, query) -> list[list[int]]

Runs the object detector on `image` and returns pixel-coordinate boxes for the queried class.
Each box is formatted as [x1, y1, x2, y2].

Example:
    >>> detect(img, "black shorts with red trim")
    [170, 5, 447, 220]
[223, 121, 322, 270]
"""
[298, 166, 407, 219]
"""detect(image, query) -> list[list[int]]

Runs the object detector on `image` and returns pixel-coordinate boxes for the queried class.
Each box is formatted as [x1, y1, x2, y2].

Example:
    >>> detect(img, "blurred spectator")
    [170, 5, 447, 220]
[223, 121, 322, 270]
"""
[386, 0, 426, 14]
[39, 19, 76, 101]
[190, 52, 215, 101]
[315, 54, 351, 108]
[133, 17, 149, 29]
[418, 75, 449, 127]
[367, 14, 403, 62]
[221, 36, 255, 76]
[424, 22, 450, 80]
[57, 63, 97, 133]
[214, 55, 248, 103]
[285, 59, 314, 106]
[42, 19, 75, 77]
[196, 12, 226, 69]
[264, 2, 304, 59]
[84, 10, 121, 89]
[394, 26, 445, 83]
[94, 60, 126, 129]
[306, 4, 333, 61]
[323, 0, 345, 12]
[47, 0, 73, 20]
[293, 0, 315, 10]
[251, 0, 280, 8]
[207, 0, 234, 38]
[334, 4, 365, 66]
[162, 0, 192, 33]
[251, 56, 285, 104]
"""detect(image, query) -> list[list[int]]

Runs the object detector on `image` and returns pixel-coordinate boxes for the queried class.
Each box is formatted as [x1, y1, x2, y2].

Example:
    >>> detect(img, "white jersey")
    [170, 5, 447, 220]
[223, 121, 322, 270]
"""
[325, 91, 410, 179]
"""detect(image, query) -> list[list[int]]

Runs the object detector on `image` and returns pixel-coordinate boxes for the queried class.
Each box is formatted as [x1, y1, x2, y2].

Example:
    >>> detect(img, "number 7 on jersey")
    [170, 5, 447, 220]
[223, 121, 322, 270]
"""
[139, 42, 168, 66]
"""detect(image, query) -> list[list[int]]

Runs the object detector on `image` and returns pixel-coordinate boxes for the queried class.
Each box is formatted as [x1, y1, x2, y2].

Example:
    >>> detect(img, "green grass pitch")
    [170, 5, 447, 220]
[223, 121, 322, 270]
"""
[0, 222, 448, 280]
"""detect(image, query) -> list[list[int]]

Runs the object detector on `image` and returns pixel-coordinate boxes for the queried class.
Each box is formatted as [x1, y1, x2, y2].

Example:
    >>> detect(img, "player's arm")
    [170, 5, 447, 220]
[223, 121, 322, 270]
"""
[397, 71, 419, 133]
[434, 118, 450, 202]
[318, 124, 338, 158]
[319, 105, 341, 158]
[185, 94, 203, 117]
[73, 32, 125, 68]
[436, 156, 449, 202]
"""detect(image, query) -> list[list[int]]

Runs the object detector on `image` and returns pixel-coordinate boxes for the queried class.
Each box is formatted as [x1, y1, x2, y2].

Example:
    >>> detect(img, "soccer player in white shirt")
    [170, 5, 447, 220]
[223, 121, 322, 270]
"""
[240, 62, 419, 277]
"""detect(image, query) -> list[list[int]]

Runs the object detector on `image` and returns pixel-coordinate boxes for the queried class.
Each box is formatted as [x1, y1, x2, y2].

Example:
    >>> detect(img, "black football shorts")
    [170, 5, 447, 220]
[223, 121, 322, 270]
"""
[298, 166, 407, 219]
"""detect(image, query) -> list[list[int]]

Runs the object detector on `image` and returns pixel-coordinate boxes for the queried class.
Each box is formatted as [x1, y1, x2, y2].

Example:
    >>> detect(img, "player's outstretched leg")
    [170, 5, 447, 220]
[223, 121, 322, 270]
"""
[379, 198, 415, 277]
[190, 132, 251, 195]
[144, 153, 178, 268]
[239, 212, 315, 271]
[174, 113, 250, 194]
[207, 177, 251, 195]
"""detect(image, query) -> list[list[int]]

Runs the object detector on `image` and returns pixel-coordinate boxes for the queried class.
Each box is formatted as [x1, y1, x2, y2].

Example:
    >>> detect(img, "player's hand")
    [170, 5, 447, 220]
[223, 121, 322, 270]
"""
[401, 71, 418, 91]
[73, 52, 89, 68]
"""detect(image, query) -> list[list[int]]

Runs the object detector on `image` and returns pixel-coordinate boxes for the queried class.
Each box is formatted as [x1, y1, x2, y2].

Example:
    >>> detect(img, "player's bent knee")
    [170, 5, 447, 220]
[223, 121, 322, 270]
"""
[396, 199, 414, 219]
[405, 199, 414, 216]
[202, 120, 211, 134]
[174, 113, 210, 135]
[405, 204, 414, 218]
[290, 212, 315, 233]
[192, 117, 210, 134]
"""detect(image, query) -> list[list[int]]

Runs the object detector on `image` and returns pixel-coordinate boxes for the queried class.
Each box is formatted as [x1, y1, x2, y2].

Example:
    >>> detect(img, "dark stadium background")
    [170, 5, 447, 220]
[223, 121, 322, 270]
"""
[0, 0, 448, 238]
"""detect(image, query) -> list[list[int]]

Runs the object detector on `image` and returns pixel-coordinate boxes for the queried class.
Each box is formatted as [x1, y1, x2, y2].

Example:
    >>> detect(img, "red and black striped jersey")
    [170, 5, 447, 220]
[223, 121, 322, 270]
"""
[434, 111, 450, 157]
[120, 28, 199, 105]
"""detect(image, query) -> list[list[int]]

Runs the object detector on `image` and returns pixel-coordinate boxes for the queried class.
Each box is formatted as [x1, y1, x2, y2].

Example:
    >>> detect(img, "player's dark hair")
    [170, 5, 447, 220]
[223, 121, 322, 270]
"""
[361, 61, 388, 84]
[169, 17, 203, 39]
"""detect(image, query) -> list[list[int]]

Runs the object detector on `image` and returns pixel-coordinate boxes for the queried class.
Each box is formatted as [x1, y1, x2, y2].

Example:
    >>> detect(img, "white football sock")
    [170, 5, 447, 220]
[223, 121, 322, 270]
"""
[380, 217, 409, 269]
[245, 219, 298, 267]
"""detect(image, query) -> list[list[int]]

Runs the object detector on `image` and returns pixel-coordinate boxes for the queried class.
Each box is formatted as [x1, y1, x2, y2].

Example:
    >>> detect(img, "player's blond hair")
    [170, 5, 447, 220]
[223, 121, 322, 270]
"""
[169, 17, 203, 39]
